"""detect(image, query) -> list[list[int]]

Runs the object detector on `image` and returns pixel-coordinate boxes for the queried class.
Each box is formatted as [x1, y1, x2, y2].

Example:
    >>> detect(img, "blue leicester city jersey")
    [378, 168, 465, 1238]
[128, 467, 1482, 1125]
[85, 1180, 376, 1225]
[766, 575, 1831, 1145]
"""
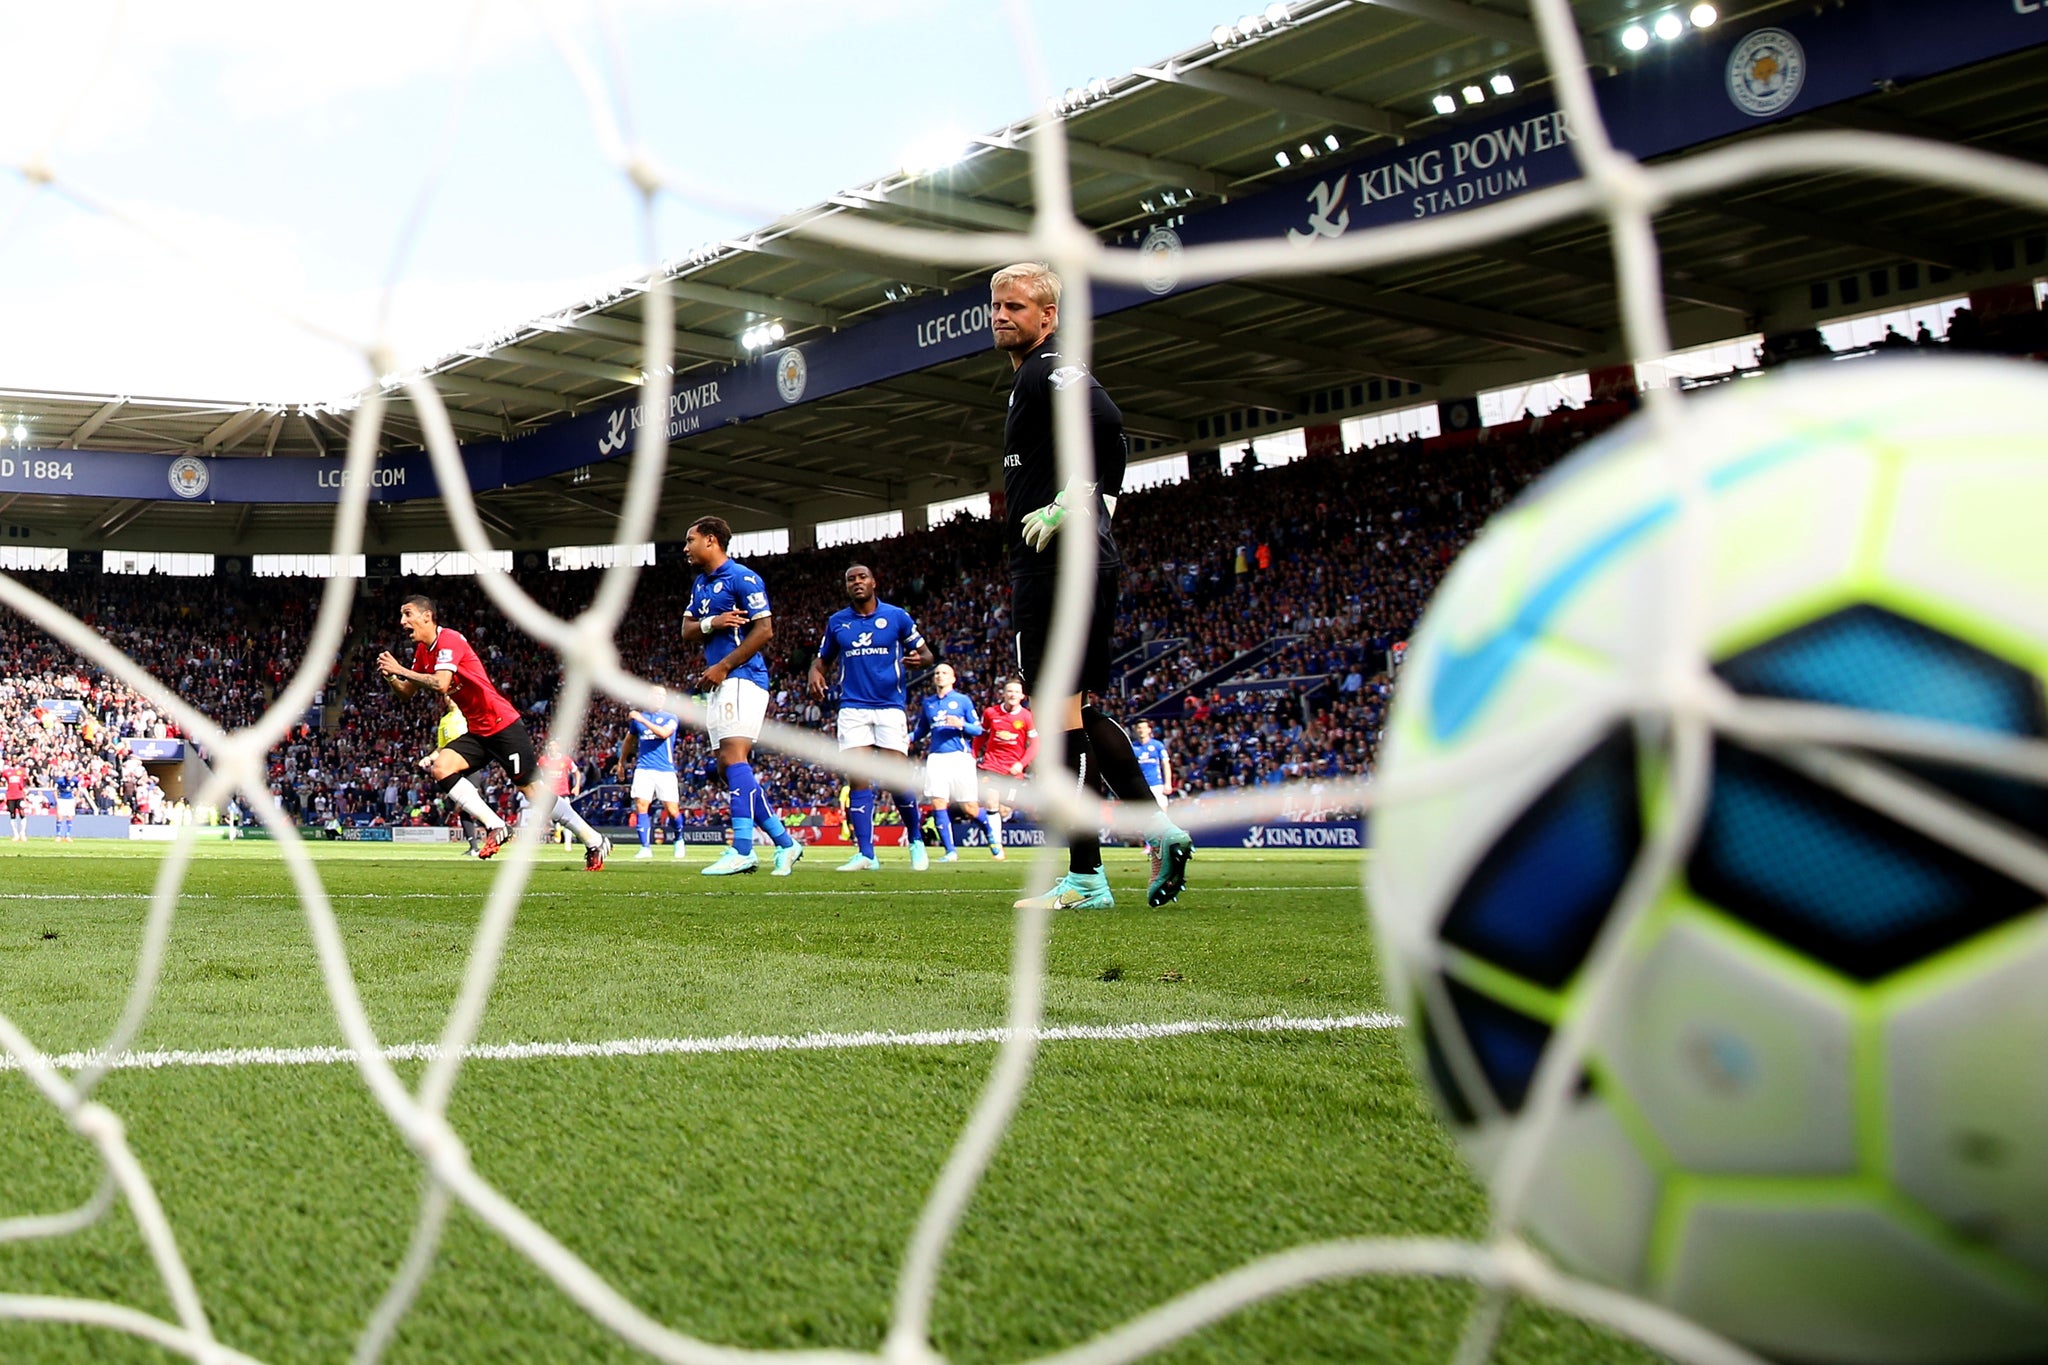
[818, 601, 926, 710]
[1135, 738, 1169, 786]
[632, 711, 678, 773]
[912, 692, 982, 756]
[691, 559, 772, 688]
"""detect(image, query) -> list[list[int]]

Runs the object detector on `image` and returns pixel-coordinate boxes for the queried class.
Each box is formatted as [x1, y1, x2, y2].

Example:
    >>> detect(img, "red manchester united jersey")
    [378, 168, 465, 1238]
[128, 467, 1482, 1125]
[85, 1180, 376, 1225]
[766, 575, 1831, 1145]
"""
[412, 629, 521, 737]
[1, 766, 25, 800]
[977, 705, 1036, 774]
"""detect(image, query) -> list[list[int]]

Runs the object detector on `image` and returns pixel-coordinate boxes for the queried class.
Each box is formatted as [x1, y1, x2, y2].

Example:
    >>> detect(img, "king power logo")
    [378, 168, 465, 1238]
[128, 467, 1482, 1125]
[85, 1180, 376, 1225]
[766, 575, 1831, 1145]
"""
[1285, 110, 1576, 239]
[596, 381, 725, 457]
[1240, 823, 1365, 849]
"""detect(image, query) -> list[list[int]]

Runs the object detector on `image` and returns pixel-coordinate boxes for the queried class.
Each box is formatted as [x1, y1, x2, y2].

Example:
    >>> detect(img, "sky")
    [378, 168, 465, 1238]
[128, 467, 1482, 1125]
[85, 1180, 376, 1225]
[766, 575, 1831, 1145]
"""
[0, 0, 1206, 406]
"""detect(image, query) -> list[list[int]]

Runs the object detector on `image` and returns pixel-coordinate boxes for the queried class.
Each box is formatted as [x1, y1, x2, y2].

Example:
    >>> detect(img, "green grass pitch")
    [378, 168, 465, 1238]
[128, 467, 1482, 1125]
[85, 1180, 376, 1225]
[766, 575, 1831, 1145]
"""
[0, 843, 1657, 1364]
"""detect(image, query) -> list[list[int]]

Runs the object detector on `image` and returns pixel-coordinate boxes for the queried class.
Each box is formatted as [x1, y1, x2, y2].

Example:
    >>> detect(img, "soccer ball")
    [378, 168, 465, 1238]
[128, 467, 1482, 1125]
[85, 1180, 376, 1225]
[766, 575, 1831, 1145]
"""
[1369, 359, 2048, 1363]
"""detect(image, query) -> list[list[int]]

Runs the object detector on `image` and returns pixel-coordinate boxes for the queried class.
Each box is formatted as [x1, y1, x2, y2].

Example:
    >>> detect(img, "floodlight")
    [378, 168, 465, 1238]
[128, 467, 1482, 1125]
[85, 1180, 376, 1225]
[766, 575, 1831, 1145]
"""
[1274, 150, 1291, 167]
[1323, 133, 1340, 151]
[1621, 24, 1650, 50]
[1461, 85, 1486, 105]
[1431, 93, 1457, 115]
[1298, 142, 1314, 159]
[1490, 72, 1515, 96]
[1690, 3, 1717, 26]
[1654, 12, 1683, 39]
[1265, 2, 1290, 24]
[1211, 23, 1234, 45]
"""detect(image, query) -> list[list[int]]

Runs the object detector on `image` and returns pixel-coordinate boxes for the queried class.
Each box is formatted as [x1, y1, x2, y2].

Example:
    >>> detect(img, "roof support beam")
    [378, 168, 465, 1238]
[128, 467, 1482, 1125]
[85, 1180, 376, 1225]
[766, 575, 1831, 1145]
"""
[261, 411, 285, 457]
[843, 185, 1034, 234]
[1249, 279, 1598, 354]
[662, 280, 845, 329]
[1108, 309, 1439, 386]
[62, 398, 124, 449]
[467, 345, 641, 387]
[297, 413, 328, 457]
[1709, 199, 1979, 273]
[85, 499, 150, 542]
[200, 407, 270, 452]
[985, 133, 1230, 196]
[563, 312, 745, 363]
[694, 429, 902, 498]
[747, 234, 958, 291]
[1358, 0, 1539, 47]
[1097, 360, 1298, 416]
[1136, 63, 1407, 139]
[474, 503, 522, 539]
[431, 372, 580, 411]
[1485, 243, 1757, 315]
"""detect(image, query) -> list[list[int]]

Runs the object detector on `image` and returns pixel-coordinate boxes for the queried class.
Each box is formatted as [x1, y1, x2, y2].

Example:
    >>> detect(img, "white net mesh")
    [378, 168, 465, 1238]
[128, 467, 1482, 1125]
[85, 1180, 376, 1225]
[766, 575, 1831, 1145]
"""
[1, 1, 2047, 1362]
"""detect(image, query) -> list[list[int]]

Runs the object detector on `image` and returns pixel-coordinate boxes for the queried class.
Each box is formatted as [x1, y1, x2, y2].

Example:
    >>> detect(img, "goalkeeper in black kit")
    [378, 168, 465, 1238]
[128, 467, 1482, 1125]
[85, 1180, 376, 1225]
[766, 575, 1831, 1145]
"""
[990, 261, 1193, 910]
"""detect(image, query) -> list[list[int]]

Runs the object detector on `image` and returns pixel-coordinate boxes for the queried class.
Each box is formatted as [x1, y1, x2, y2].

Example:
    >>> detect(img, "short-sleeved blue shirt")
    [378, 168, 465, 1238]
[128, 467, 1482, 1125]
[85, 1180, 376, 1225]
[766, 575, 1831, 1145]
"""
[911, 691, 982, 756]
[1135, 738, 1170, 787]
[817, 601, 926, 710]
[691, 559, 772, 688]
[631, 710, 678, 773]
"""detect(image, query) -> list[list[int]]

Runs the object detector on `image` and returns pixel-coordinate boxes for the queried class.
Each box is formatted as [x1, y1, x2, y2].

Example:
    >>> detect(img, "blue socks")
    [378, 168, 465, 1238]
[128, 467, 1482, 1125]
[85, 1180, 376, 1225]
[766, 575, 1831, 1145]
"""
[727, 762, 761, 855]
[639, 809, 653, 849]
[750, 787, 794, 849]
[850, 787, 877, 858]
[936, 807, 957, 854]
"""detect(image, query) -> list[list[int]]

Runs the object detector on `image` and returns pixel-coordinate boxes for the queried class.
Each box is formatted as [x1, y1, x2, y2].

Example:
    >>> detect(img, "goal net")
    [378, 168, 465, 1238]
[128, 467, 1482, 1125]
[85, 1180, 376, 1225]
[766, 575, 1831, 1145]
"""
[0, 2, 2045, 1363]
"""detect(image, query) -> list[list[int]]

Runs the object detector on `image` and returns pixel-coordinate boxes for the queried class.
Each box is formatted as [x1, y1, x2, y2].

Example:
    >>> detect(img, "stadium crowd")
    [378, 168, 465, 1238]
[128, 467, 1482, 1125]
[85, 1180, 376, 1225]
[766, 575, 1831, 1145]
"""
[0, 412, 1605, 826]
[6, 303, 2035, 828]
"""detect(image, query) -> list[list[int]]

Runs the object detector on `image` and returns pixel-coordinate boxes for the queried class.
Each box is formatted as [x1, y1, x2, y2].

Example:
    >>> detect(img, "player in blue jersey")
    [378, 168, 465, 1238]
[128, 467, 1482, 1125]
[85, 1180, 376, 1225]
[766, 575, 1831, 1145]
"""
[808, 563, 934, 871]
[1132, 720, 1173, 800]
[909, 662, 995, 862]
[680, 516, 804, 877]
[620, 684, 686, 861]
[52, 765, 79, 842]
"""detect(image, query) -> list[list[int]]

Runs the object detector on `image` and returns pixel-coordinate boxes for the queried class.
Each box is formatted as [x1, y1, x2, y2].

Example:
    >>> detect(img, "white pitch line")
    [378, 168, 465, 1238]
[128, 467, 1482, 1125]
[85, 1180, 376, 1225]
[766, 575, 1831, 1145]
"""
[5, 1013, 1403, 1076]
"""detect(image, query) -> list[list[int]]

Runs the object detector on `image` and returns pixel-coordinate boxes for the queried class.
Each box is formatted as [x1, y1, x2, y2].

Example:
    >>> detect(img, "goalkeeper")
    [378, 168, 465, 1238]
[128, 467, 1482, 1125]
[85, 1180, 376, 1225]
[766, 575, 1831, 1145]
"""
[989, 261, 1192, 910]
[422, 697, 509, 858]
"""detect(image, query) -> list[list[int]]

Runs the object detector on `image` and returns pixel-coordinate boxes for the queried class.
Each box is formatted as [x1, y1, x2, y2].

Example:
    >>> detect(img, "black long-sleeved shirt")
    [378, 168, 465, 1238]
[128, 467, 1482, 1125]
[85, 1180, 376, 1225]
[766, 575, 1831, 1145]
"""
[1001, 336, 1128, 581]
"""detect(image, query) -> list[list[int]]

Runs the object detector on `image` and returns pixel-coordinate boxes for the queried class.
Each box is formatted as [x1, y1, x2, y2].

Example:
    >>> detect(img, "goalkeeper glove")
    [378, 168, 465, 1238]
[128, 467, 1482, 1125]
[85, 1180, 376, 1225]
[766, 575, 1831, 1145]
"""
[1020, 483, 1116, 552]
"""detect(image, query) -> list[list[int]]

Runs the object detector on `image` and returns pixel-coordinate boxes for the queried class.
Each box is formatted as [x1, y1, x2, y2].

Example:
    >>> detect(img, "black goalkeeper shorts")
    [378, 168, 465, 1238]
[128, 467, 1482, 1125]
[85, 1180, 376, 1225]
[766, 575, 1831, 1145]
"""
[1012, 567, 1119, 696]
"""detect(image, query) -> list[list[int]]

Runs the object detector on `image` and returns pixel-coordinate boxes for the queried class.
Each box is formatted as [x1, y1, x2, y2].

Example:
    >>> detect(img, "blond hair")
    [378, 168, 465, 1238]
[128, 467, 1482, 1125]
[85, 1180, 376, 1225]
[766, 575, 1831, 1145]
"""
[991, 262, 1060, 307]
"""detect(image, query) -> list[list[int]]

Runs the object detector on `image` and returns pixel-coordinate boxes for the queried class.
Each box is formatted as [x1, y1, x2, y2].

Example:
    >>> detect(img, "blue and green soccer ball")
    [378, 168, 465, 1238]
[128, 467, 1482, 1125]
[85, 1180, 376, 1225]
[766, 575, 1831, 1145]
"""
[1371, 359, 2048, 1362]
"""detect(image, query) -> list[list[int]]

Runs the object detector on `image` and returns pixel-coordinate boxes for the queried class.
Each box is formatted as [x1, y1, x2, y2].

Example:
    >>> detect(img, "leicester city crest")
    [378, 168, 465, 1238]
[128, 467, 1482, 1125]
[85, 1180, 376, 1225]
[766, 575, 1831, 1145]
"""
[167, 454, 210, 500]
[1726, 27, 1805, 118]
[775, 347, 808, 404]
[1139, 224, 1183, 296]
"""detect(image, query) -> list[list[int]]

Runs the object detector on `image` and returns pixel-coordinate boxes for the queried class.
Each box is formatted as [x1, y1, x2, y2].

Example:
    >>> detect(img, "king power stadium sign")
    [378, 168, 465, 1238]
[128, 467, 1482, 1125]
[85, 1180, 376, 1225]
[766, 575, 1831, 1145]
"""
[8, 0, 2037, 506]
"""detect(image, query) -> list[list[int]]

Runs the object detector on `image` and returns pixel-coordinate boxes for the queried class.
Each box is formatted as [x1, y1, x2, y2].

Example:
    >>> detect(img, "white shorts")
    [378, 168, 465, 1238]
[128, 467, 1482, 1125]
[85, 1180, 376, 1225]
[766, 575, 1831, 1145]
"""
[706, 677, 770, 744]
[631, 768, 680, 805]
[838, 706, 908, 753]
[925, 750, 979, 805]
[56, 798, 76, 818]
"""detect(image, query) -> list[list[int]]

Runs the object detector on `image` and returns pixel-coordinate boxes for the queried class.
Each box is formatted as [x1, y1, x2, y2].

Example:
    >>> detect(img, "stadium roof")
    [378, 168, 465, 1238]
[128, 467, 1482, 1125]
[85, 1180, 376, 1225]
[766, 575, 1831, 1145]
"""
[4, 0, 2045, 556]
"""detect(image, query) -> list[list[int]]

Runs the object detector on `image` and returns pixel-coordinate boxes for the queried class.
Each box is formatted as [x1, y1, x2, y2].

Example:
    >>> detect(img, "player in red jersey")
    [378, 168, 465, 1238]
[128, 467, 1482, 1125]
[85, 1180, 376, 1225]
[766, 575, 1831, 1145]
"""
[974, 677, 1037, 861]
[2, 760, 27, 842]
[376, 594, 612, 869]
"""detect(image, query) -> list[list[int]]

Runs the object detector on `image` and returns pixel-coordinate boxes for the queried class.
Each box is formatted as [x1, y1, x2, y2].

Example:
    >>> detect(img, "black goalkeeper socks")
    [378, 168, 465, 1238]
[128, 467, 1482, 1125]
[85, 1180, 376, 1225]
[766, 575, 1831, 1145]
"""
[1081, 704, 1154, 803]
[1062, 727, 1101, 876]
